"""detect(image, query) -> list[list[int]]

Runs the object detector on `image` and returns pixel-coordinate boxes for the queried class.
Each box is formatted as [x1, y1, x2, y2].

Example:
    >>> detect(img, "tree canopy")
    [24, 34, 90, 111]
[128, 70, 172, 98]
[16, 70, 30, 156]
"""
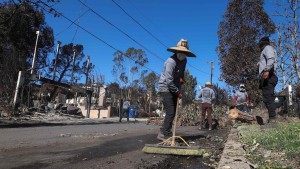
[112, 47, 148, 99]
[181, 70, 197, 106]
[0, 1, 54, 108]
[216, 0, 276, 103]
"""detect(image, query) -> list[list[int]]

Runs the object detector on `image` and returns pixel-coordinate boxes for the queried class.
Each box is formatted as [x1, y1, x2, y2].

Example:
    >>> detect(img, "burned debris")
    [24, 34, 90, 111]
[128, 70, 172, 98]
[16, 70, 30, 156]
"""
[9, 71, 113, 121]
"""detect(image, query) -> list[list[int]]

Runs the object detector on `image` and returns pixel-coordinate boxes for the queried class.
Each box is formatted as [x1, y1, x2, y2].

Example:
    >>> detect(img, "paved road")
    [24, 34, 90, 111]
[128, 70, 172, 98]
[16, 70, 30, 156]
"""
[0, 121, 163, 169]
[0, 120, 228, 169]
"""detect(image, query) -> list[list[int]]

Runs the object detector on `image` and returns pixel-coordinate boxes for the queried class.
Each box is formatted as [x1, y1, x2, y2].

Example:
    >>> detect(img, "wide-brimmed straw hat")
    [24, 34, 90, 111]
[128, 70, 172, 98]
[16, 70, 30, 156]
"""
[167, 39, 196, 57]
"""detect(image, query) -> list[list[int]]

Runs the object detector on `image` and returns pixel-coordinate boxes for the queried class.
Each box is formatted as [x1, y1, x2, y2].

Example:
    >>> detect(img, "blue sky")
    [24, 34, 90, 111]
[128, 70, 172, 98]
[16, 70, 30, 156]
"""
[44, 0, 278, 91]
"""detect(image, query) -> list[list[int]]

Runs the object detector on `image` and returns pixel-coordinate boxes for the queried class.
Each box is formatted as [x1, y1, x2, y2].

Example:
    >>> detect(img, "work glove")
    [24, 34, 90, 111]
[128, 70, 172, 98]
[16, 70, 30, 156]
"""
[180, 78, 184, 84]
[177, 91, 183, 98]
[233, 96, 237, 107]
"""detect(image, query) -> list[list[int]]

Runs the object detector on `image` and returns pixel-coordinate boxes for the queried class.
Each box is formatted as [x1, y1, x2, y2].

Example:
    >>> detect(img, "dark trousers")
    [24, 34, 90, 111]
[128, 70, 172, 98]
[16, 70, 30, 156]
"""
[236, 105, 248, 112]
[119, 108, 129, 122]
[201, 103, 212, 128]
[260, 73, 278, 118]
[160, 92, 178, 136]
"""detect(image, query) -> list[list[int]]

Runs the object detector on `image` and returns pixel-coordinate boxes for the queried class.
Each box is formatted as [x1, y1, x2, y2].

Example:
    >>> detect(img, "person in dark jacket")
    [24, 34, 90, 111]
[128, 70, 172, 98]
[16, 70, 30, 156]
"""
[157, 39, 196, 141]
[257, 36, 278, 123]
[119, 99, 130, 122]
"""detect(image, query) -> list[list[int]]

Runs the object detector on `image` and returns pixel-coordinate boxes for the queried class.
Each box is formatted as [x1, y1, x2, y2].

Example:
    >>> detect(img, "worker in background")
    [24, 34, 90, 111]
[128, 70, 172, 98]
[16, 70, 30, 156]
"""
[199, 82, 215, 130]
[257, 36, 278, 123]
[233, 84, 250, 112]
[157, 38, 196, 141]
[119, 99, 130, 122]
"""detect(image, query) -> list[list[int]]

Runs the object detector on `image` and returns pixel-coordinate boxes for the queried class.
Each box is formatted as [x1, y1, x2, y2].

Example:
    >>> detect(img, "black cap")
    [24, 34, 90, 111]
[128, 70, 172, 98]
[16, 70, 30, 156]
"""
[258, 36, 270, 50]
[259, 36, 270, 43]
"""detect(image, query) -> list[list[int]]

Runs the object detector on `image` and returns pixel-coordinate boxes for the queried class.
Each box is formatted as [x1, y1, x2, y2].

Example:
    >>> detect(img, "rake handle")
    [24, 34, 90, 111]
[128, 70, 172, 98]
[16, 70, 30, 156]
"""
[171, 97, 181, 146]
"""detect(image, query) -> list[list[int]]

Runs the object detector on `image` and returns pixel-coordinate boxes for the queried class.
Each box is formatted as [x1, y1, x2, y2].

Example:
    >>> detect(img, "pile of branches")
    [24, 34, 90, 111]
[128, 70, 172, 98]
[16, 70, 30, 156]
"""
[146, 103, 232, 128]
[177, 103, 200, 126]
[178, 103, 229, 127]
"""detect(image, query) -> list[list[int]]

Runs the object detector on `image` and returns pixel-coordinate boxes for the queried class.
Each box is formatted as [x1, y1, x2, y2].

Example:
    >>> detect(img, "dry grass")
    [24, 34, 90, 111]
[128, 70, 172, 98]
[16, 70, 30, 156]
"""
[238, 121, 300, 168]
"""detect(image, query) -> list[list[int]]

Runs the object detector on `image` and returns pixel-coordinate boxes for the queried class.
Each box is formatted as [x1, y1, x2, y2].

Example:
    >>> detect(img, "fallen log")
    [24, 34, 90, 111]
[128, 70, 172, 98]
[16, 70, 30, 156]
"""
[218, 108, 270, 128]
[228, 109, 256, 124]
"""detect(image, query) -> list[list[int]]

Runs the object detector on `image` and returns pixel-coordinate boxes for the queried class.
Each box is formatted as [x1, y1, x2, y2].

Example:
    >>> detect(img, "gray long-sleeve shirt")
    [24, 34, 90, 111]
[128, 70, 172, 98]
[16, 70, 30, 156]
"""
[199, 87, 215, 104]
[123, 100, 130, 110]
[158, 55, 186, 93]
[258, 45, 277, 75]
[234, 91, 248, 104]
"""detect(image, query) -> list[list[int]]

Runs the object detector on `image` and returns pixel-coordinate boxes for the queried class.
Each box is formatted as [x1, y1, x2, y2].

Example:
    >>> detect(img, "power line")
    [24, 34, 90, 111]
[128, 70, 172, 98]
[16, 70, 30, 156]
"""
[126, 0, 175, 43]
[112, 0, 168, 48]
[39, 0, 210, 80]
[79, 0, 209, 76]
[77, 0, 165, 62]
[55, 9, 90, 37]
[187, 64, 210, 75]
[71, 0, 87, 43]
[36, 0, 161, 77]
[113, 0, 210, 76]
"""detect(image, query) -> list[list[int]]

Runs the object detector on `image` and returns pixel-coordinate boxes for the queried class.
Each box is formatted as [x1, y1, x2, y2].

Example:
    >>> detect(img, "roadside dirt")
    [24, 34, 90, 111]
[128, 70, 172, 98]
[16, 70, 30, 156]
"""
[137, 126, 230, 169]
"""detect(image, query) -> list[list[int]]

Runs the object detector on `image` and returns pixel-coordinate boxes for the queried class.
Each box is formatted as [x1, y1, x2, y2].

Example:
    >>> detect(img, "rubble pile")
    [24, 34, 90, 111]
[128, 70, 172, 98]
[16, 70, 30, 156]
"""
[0, 98, 86, 127]
[28, 99, 84, 118]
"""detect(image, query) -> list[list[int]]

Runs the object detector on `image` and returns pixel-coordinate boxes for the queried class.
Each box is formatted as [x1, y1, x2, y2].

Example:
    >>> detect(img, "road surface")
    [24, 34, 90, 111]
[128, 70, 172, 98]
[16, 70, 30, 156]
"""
[0, 121, 229, 169]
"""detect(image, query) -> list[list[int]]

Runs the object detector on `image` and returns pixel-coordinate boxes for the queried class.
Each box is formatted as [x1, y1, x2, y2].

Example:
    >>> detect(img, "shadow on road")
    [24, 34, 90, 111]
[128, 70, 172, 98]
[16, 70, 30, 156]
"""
[66, 133, 157, 164]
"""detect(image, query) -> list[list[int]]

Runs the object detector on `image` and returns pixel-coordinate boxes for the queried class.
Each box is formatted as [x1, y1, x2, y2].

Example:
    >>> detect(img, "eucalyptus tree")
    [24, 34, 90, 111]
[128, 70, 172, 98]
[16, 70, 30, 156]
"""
[112, 48, 148, 99]
[142, 71, 159, 113]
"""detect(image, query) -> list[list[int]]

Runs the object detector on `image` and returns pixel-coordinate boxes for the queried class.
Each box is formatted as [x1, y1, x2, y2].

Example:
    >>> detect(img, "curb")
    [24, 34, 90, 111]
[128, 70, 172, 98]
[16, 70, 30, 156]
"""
[217, 127, 256, 169]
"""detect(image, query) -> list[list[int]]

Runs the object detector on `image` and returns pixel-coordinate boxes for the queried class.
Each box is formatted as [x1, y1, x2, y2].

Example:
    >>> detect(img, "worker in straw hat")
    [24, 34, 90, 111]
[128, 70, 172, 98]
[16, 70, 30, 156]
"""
[199, 82, 215, 130]
[157, 38, 196, 141]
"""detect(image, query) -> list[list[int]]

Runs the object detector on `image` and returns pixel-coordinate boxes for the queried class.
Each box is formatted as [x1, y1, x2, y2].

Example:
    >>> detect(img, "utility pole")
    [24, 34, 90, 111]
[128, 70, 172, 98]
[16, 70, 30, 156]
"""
[52, 41, 61, 81]
[207, 60, 215, 84]
[13, 71, 25, 110]
[85, 56, 90, 91]
[31, 31, 40, 74]
[28, 30, 40, 109]
[85, 56, 91, 118]
[70, 49, 77, 84]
